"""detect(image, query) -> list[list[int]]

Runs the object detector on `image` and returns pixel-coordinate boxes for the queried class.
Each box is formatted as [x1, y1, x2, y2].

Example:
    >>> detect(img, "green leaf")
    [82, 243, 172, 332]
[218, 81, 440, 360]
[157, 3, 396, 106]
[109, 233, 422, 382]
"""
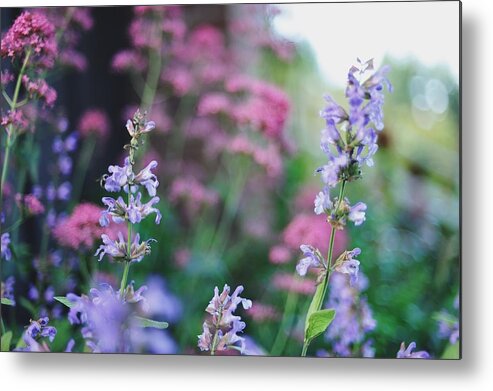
[54, 296, 75, 308]
[441, 342, 460, 359]
[1, 298, 14, 306]
[304, 282, 326, 333]
[1, 331, 13, 351]
[305, 309, 336, 344]
[135, 316, 168, 329]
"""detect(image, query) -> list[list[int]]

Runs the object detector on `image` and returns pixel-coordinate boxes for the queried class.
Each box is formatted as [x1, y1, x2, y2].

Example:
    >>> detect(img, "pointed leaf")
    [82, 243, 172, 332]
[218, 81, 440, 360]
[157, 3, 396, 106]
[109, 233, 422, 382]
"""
[1, 331, 13, 351]
[135, 316, 168, 329]
[54, 296, 75, 308]
[1, 298, 14, 306]
[305, 309, 336, 344]
[304, 282, 325, 333]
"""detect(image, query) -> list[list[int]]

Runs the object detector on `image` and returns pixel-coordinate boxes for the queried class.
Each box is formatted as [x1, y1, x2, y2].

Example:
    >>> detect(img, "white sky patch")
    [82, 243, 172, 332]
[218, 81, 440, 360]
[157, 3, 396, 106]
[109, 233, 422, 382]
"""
[273, 2, 460, 87]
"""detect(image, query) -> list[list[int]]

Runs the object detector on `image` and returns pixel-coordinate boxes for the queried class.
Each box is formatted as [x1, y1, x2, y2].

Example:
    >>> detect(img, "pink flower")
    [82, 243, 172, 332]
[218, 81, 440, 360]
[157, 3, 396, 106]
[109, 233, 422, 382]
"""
[282, 213, 347, 257]
[22, 76, 57, 107]
[52, 203, 121, 250]
[111, 50, 147, 73]
[1, 11, 57, 69]
[248, 302, 279, 322]
[169, 177, 219, 218]
[272, 272, 316, 295]
[15, 193, 45, 215]
[77, 109, 110, 138]
[269, 245, 292, 264]
[173, 247, 191, 268]
[197, 93, 232, 116]
[161, 67, 193, 96]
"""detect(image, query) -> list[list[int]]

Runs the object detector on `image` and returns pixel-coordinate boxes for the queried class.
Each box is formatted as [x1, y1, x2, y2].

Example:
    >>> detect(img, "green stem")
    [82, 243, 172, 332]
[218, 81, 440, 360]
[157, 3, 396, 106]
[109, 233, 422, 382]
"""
[0, 50, 31, 227]
[270, 287, 299, 356]
[120, 189, 133, 297]
[301, 180, 347, 357]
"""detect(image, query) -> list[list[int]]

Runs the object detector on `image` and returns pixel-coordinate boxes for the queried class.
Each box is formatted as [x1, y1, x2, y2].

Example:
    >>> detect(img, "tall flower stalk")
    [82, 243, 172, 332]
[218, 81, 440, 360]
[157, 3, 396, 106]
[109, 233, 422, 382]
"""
[95, 109, 160, 296]
[297, 59, 391, 356]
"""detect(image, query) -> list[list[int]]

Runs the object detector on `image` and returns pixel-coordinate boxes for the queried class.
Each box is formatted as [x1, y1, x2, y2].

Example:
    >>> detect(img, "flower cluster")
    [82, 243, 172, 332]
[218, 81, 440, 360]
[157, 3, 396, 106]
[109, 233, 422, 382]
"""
[95, 110, 159, 264]
[0, 11, 57, 68]
[324, 273, 376, 357]
[16, 317, 57, 352]
[77, 109, 110, 138]
[397, 341, 430, 359]
[1, 276, 15, 305]
[198, 284, 252, 354]
[66, 284, 147, 353]
[297, 60, 391, 285]
[1, 232, 12, 261]
[436, 295, 460, 345]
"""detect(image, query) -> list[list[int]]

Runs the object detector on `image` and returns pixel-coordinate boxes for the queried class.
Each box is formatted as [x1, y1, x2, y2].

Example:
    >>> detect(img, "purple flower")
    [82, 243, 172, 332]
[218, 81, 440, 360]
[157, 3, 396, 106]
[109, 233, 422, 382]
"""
[57, 182, 72, 200]
[100, 193, 161, 226]
[1, 232, 12, 261]
[28, 284, 39, 300]
[66, 283, 151, 353]
[1, 276, 16, 305]
[296, 244, 325, 277]
[198, 284, 252, 354]
[397, 342, 430, 359]
[95, 232, 155, 263]
[317, 153, 348, 188]
[104, 157, 133, 193]
[348, 202, 367, 226]
[314, 188, 332, 215]
[126, 110, 156, 138]
[25, 317, 57, 343]
[133, 160, 159, 196]
[334, 248, 361, 285]
[325, 273, 376, 357]
[58, 155, 72, 175]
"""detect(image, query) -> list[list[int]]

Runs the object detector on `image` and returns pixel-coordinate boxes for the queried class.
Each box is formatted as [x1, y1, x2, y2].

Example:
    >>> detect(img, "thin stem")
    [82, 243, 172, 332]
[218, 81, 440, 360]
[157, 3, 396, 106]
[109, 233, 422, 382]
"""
[270, 287, 299, 356]
[120, 190, 133, 298]
[301, 179, 347, 357]
[0, 50, 31, 227]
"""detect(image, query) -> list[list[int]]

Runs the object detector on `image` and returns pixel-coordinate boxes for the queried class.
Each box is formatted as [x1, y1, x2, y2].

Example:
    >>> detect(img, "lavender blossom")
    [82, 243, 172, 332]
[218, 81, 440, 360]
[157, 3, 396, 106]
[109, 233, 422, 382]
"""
[1, 276, 15, 305]
[66, 284, 148, 353]
[100, 193, 161, 226]
[95, 232, 155, 263]
[348, 202, 367, 226]
[15, 317, 57, 351]
[198, 284, 252, 354]
[397, 342, 430, 359]
[324, 273, 376, 357]
[1, 232, 11, 261]
[314, 188, 332, 215]
[334, 248, 361, 285]
[103, 158, 159, 197]
[296, 244, 325, 277]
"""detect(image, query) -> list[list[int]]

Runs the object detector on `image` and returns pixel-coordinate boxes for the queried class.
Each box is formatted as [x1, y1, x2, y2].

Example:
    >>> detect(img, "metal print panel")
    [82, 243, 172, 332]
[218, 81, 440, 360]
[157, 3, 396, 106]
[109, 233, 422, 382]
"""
[0, 1, 460, 358]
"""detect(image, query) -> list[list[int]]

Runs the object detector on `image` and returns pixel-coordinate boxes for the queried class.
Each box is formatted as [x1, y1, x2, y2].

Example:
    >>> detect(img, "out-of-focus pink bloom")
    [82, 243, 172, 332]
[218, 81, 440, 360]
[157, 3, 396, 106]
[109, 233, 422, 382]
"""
[112, 50, 148, 73]
[77, 109, 110, 138]
[282, 213, 348, 257]
[161, 67, 193, 96]
[294, 185, 321, 212]
[248, 302, 279, 322]
[169, 177, 219, 217]
[197, 93, 231, 116]
[272, 272, 316, 295]
[16, 193, 45, 215]
[173, 247, 191, 268]
[1, 11, 57, 69]
[1, 110, 29, 134]
[53, 203, 122, 250]
[22, 76, 57, 107]
[1, 71, 14, 86]
[269, 245, 292, 264]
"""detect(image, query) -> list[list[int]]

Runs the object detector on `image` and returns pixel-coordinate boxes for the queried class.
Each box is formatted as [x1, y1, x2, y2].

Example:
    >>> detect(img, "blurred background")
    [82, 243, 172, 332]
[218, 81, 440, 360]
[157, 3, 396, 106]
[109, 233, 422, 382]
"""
[1, 2, 459, 357]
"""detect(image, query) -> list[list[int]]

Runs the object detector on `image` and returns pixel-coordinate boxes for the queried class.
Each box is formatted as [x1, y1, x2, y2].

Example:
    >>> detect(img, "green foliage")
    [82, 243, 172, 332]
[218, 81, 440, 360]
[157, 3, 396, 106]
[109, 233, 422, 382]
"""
[305, 309, 336, 344]
[1, 331, 13, 351]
